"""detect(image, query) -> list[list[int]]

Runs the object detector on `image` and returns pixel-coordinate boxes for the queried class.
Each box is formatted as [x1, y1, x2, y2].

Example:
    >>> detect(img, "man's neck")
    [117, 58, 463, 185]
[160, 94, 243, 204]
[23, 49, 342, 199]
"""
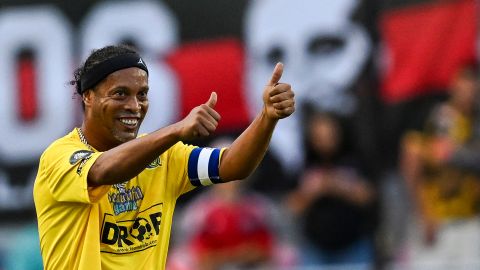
[80, 122, 118, 152]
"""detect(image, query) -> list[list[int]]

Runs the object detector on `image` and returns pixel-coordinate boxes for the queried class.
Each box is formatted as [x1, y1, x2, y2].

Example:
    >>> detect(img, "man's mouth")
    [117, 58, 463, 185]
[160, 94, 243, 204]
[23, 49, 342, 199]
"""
[119, 118, 139, 128]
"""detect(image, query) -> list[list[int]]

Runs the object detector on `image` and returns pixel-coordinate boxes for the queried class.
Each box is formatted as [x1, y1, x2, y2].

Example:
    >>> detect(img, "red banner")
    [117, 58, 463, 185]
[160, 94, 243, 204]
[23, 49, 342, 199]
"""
[380, 0, 477, 103]
[167, 38, 250, 132]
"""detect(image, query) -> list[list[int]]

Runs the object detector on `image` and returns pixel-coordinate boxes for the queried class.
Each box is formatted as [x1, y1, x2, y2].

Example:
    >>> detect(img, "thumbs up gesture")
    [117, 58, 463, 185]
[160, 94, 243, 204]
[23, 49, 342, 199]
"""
[263, 63, 295, 120]
[177, 92, 221, 140]
[205, 91, 217, 108]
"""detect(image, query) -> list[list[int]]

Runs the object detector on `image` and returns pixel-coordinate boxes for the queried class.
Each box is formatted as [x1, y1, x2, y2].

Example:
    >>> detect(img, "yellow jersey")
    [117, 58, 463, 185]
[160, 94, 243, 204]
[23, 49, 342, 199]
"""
[34, 129, 224, 269]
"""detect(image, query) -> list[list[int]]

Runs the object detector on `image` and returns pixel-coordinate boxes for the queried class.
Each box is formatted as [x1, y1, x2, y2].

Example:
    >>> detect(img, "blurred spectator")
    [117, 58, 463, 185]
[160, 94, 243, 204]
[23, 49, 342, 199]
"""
[399, 63, 480, 269]
[167, 137, 297, 270]
[286, 108, 376, 268]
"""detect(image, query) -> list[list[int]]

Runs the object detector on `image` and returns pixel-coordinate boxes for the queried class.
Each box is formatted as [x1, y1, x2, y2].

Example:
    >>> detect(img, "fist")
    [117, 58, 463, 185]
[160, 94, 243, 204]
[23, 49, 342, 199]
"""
[262, 63, 295, 119]
[177, 92, 221, 140]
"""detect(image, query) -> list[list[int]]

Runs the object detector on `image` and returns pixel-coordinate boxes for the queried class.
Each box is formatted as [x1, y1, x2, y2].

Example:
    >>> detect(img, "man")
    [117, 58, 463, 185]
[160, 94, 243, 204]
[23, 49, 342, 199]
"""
[33, 45, 295, 269]
[399, 64, 480, 269]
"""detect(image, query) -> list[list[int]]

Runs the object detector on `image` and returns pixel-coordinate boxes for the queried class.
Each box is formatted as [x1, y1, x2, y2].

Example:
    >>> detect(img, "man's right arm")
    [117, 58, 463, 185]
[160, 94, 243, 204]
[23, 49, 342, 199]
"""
[87, 93, 221, 187]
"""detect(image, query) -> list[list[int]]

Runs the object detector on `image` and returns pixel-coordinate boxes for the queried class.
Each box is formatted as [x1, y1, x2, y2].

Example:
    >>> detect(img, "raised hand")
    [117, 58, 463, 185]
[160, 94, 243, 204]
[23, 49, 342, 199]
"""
[176, 92, 221, 140]
[262, 63, 295, 120]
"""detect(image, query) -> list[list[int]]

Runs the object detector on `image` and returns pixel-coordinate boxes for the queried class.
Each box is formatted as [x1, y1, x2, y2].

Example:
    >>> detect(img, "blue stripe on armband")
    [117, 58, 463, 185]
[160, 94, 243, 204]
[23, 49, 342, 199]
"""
[187, 148, 202, 186]
[208, 148, 221, 183]
[187, 147, 222, 186]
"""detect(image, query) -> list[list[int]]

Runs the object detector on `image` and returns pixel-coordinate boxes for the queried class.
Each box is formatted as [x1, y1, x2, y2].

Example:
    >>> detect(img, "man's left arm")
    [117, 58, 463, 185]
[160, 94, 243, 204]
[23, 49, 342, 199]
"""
[219, 63, 295, 181]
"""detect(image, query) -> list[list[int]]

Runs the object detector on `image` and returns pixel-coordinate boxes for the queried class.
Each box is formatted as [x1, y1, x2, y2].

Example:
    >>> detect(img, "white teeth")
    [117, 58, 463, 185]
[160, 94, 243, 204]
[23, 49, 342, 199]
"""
[120, 119, 138, 125]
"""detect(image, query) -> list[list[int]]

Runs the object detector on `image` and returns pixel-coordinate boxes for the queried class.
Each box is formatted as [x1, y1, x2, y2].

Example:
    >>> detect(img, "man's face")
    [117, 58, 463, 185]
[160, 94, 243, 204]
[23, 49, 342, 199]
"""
[86, 67, 149, 146]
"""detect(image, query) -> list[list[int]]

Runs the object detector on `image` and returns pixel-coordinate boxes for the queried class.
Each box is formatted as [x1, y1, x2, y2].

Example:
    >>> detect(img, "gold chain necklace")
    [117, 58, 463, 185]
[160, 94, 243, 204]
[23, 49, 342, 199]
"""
[76, 127, 93, 151]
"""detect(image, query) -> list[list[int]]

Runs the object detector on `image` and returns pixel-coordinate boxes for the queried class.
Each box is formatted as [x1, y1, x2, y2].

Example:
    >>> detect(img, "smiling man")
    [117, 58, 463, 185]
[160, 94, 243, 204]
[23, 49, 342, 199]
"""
[33, 45, 295, 269]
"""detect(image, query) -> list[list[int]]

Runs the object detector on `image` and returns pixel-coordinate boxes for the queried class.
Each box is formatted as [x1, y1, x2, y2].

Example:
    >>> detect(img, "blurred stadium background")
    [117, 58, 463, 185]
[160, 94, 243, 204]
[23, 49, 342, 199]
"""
[0, 0, 478, 269]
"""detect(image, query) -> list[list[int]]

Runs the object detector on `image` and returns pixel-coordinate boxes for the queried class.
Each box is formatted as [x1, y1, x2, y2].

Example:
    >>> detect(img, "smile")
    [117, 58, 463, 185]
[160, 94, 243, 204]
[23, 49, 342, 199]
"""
[119, 118, 139, 127]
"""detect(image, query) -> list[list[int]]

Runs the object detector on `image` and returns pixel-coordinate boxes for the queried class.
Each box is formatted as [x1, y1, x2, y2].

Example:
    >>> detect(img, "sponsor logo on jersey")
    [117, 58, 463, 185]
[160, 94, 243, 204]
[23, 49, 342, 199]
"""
[69, 150, 93, 165]
[108, 185, 144, 215]
[100, 203, 163, 254]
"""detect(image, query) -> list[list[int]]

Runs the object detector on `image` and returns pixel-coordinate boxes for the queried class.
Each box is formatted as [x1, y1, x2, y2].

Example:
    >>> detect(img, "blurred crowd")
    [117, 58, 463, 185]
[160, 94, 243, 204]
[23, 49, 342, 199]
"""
[165, 63, 480, 270]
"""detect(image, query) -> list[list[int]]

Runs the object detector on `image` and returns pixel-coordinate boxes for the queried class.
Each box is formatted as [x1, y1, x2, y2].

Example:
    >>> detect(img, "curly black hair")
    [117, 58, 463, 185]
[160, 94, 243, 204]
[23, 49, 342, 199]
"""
[70, 44, 139, 96]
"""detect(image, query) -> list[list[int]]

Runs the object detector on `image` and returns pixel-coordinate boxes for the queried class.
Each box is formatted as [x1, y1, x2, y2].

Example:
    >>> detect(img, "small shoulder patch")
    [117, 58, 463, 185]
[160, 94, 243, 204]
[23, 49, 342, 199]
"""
[146, 157, 162, 169]
[69, 150, 93, 165]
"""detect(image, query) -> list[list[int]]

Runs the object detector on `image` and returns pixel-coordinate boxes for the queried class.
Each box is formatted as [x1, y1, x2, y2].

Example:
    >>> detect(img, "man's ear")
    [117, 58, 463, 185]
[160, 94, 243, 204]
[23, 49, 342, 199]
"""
[82, 90, 93, 107]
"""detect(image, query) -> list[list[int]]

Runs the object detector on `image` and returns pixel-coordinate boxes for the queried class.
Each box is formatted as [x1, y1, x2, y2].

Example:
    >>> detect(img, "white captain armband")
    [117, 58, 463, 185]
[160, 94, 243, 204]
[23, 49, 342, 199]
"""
[187, 147, 222, 186]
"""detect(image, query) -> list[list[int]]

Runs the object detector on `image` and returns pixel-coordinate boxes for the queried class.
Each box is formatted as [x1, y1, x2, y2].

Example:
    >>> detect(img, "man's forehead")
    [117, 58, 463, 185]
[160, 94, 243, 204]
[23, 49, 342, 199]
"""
[110, 67, 148, 77]
[107, 67, 148, 81]
[102, 67, 149, 87]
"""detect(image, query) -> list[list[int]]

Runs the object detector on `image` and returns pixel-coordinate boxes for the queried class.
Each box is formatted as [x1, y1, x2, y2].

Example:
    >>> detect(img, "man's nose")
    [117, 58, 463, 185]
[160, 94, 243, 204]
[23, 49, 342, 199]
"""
[125, 96, 141, 112]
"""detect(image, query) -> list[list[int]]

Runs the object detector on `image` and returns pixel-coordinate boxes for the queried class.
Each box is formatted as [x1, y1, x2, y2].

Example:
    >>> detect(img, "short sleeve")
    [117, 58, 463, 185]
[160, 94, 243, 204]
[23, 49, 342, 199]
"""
[40, 142, 109, 204]
[165, 142, 197, 197]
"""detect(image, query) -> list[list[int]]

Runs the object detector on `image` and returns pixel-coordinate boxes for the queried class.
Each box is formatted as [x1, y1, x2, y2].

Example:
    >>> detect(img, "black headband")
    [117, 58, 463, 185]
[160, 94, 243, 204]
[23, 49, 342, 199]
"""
[80, 53, 149, 93]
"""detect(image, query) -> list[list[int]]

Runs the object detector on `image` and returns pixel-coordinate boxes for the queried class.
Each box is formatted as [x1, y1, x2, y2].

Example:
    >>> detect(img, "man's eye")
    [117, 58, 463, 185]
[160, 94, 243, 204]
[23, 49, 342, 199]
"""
[138, 91, 148, 101]
[114, 91, 126, 97]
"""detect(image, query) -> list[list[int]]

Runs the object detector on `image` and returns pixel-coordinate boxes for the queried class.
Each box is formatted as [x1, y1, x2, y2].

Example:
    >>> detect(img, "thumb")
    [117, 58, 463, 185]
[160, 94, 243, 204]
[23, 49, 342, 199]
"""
[268, 62, 284, 86]
[205, 92, 217, 108]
